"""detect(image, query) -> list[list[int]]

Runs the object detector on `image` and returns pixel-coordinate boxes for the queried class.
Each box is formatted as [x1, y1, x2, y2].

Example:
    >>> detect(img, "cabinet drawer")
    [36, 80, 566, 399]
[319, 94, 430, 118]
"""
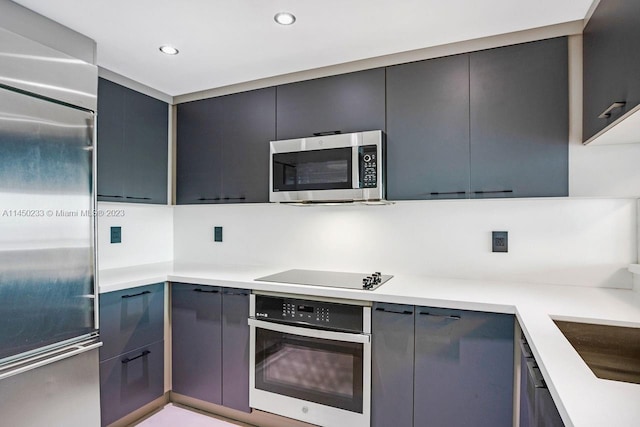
[99, 340, 164, 426]
[99, 283, 164, 361]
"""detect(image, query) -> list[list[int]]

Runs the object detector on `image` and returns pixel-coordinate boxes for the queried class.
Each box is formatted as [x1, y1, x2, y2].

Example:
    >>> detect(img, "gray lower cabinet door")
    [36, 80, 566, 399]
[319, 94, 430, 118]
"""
[386, 54, 470, 200]
[99, 340, 164, 426]
[99, 283, 164, 362]
[469, 37, 568, 198]
[276, 68, 386, 140]
[371, 303, 414, 427]
[171, 283, 223, 404]
[221, 288, 251, 412]
[583, 0, 640, 142]
[414, 307, 514, 427]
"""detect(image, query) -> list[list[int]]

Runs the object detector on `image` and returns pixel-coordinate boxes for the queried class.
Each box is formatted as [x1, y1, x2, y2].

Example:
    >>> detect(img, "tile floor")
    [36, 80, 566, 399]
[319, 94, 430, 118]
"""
[135, 404, 246, 427]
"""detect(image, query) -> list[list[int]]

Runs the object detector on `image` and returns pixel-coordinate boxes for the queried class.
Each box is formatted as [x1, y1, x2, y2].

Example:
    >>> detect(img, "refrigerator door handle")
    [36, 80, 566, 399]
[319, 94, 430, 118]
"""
[0, 339, 102, 381]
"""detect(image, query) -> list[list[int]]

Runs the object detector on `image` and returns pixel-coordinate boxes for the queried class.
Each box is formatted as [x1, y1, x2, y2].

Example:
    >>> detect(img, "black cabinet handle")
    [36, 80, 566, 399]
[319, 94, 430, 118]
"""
[598, 101, 626, 119]
[473, 190, 513, 194]
[194, 288, 219, 294]
[97, 194, 123, 198]
[125, 196, 152, 200]
[223, 290, 250, 296]
[198, 197, 221, 201]
[430, 191, 467, 196]
[375, 307, 413, 315]
[222, 197, 246, 201]
[419, 312, 461, 320]
[312, 131, 342, 136]
[121, 290, 151, 299]
[121, 350, 150, 364]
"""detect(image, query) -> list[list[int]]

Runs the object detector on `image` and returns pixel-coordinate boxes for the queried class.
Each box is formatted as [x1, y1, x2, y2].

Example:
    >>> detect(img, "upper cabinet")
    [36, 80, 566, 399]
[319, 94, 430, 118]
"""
[583, 0, 640, 145]
[387, 54, 471, 200]
[276, 68, 386, 140]
[469, 37, 568, 198]
[176, 87, 275, 204]
[386, 37, 568, 200]
[97, 78, 168, 204]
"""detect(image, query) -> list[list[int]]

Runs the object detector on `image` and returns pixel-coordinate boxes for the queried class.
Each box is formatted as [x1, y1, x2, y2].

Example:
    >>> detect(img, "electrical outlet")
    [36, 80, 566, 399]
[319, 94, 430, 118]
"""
[214, 226, 223, 242]
[492, 231, 508, 253]
[110, 226, 122, 244]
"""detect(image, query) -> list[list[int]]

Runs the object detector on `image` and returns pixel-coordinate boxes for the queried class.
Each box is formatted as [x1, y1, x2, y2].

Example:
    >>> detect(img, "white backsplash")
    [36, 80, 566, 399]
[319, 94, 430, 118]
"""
[173, 198, 637, 289]
[96, 202, 173, 270]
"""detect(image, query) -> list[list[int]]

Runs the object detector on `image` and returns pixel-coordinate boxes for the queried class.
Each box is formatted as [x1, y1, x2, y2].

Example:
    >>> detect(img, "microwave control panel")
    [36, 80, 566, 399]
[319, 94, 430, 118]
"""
[254, 295, 364, 332]
[359, 145, 378, 189]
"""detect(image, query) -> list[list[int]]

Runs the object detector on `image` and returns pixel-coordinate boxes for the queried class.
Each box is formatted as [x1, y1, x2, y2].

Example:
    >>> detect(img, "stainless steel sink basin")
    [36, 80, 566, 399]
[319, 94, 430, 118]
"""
[554, 320, 640, 385]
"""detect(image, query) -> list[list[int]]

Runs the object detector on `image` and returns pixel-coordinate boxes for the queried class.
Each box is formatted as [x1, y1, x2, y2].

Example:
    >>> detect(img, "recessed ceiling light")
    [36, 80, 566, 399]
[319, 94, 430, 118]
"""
[159, 45, 179, 55]
[274, 12, 296, 26]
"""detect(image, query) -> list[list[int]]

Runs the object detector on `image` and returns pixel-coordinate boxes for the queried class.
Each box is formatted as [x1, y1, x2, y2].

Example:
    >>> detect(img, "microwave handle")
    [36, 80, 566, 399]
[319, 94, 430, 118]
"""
[352, 146, 360, 190]
[248, 318, 370, 344]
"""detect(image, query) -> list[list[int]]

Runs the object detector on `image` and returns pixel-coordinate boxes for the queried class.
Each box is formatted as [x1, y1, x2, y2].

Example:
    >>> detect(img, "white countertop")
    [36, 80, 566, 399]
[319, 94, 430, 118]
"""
[99, 262, 640, 427]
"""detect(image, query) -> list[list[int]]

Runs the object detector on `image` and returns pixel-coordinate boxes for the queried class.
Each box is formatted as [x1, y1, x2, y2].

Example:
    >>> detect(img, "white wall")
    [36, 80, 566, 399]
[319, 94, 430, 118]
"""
[173, 198, 637, 289]
[97, 202, 173, 270]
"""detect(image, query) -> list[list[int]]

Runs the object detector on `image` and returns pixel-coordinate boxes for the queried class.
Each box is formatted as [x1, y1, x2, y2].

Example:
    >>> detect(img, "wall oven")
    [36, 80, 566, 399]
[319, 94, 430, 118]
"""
[249, 293, 371, 427]
[269, 130, 385, 203]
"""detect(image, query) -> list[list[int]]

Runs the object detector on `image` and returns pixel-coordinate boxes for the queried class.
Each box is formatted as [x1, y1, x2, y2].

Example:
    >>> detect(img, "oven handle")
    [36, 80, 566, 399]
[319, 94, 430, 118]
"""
[248, 318, 370, 344]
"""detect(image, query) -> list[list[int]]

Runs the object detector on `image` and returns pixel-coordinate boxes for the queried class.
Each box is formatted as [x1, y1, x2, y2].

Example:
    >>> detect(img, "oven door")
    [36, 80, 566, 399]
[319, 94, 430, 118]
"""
[248, 318, 371, 427]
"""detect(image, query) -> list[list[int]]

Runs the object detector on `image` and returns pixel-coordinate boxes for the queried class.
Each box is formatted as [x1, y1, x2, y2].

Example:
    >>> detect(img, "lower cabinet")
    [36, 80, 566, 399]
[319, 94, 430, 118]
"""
[171, 283, 250, 412]
[99, 340, 164, 426]
[99, 283, 165, 426]
[372, 303, 514, 427]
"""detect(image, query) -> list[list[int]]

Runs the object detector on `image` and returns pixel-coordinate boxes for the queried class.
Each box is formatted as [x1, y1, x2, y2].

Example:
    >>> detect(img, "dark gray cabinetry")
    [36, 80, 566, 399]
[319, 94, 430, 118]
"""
[371, 303, 415, 427]
[176, 88, 275, 204]
[171, 283, 251, 412]
[99, 283, 164, 362]
[386, 54, 470, 200]
[99, 283, 165, 426]
[386, 38, 568, 201]
[100, 340, 164, 426]
[275, 68, 385, 140]
[171, 283, 223, 404]
[97, 78, 168, 204]
[413, 307, 514, 427]
[583, 0, 640, 142]
[221, 288, 251, 412]
[469, 37, 568, 198]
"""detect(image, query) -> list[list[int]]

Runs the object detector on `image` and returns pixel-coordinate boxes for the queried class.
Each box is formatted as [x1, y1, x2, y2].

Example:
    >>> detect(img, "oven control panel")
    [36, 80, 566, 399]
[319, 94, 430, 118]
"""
[254, 295, 364, 332]
[358, 145, 378, 189]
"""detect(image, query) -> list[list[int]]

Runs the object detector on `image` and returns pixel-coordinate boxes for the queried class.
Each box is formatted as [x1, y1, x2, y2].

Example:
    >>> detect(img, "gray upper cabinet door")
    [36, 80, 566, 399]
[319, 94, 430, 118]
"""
[469, 37, 568, 198]
[371, 303, 414, 427]
[123, 86, 168, 204]
[176, 88, 275, 204]
[97, 78, 125, 202]
[171, 283, 223, 404]
[176, 96, 225, 204]
[386, 54, 470, 200]
[276, 68, 386, 140]
[583, 0, 640, 142]
[414, 307, 514, 427]
[221, 288, 251, 412]
[220, 88, 275, 203]
[97, 78, 168, 204]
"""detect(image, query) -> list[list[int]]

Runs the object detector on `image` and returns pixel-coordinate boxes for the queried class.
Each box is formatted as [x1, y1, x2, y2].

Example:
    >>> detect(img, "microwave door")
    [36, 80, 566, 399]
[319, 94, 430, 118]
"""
[272, 147, 353, 193]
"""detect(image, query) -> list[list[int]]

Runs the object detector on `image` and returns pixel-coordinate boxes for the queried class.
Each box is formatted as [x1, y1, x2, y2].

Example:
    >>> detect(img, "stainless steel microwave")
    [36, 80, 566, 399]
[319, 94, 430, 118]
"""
[269, 130, 385, 203]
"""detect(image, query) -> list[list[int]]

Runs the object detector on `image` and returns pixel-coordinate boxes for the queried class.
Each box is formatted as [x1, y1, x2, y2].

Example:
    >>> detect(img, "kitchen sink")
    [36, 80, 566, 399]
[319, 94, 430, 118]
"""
[553, 320, 640, 385]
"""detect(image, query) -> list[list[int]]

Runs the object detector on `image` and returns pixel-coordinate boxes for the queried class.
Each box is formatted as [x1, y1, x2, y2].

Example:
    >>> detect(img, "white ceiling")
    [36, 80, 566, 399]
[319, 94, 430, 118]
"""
[14, 0, 594, 97]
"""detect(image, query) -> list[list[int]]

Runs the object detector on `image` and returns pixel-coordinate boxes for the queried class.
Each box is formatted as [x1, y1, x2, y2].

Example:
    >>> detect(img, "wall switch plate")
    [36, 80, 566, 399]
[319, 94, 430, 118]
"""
[492, 231, 508, 252]
[110, 226, 122, 244]
[214, 226, 223, 242]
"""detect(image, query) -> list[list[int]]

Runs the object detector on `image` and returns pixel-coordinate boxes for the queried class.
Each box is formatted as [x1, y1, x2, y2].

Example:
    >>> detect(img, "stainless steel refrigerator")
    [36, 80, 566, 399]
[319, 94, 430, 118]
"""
[0, 26, 101, 426]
